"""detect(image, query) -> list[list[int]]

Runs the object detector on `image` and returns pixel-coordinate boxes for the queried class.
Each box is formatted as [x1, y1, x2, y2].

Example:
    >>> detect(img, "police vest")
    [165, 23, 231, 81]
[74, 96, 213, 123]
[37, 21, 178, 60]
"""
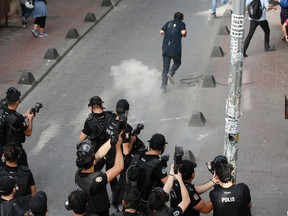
[75, 169, 110, 214]
[127, 151, 162, 201]
[0, 109, 25, 149]
[75, 169, 101, 193]
[0, 165, 31, 199]
[86, 111, 114, 149]
[210, 183, 251, 216]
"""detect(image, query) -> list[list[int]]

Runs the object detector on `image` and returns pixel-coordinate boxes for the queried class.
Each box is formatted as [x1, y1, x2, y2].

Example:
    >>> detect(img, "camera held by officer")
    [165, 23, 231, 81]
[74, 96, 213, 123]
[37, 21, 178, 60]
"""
[173, 145, 184, 174]
[29, 102, 43, 116]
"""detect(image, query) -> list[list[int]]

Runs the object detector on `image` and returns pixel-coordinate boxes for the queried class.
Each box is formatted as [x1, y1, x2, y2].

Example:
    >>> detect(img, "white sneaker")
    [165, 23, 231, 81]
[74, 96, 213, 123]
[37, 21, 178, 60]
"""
[167, 73, 175, 84]
[38, 33, 48, 38]
[31, 29, 39, 37]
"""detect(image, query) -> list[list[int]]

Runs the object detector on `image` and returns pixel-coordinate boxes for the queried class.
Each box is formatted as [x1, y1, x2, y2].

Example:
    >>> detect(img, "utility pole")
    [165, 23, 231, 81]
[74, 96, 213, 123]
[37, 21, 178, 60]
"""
[224, 0, 246, 183]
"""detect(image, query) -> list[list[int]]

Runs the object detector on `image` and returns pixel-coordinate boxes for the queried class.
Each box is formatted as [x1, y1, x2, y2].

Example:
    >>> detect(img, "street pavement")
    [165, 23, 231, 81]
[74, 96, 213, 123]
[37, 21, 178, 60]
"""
[0, 0, 288, 215]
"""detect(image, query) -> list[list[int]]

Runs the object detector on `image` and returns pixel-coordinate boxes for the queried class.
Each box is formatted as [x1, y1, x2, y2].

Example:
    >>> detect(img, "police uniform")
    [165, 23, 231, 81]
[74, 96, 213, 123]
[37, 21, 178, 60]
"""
[136, 153, 167, 202]
[82, 112, 113, 152]
[75, 169, 110, 216]
[209, 183, 252, 216]
[82, 111, 115, 172]
[146, 205, 182, 216]
[170, 181, 201, 216]
[0, 109, 29, 166]
[0, 164, 35, 199]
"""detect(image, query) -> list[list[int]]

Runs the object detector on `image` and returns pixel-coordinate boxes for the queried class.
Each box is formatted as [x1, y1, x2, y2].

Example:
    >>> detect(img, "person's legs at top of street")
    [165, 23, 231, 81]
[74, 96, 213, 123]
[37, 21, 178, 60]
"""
[259, 20, 275, 51]
[210, 0, 217, 17]
[280, 8, 288, 41]
[161, 55, 171, 92]
[280, 7, 288, 25]
[32, 17, 48, 38]
[20, 3, 31, 28]
[282, 19, 288, 42]
[38, 16, 48, 38]
[167, 56, 181, 85]
[32, 17, 40, 37]
[243, 20, 259, 57]
[31, 0, 47, 38]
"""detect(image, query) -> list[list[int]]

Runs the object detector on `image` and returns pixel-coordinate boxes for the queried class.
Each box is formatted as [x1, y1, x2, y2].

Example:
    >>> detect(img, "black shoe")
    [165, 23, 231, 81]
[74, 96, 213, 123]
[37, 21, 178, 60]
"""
[22, 22, 27, 28]
[243, 52, 248, 58]
[265, 45, 275, 52]
[21, 16, 27, 28]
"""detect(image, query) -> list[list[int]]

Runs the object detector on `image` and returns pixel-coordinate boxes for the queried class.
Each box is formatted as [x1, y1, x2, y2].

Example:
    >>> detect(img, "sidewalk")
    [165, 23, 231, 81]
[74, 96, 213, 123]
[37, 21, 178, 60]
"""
[193, 7, 288, 216]
[0, 0, 121, 98]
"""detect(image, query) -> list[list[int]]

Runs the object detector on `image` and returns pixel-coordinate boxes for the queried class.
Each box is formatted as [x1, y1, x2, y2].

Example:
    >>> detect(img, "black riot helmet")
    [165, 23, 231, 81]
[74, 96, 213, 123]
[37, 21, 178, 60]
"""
[76, 140, 95, 169]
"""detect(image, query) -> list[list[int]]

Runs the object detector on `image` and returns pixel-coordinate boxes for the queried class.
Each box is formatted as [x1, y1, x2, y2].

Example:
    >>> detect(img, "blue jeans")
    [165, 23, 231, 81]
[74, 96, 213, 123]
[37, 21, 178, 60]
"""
[211, 0, 228, 13]
[211, 0, 217, 13]
[161, 55, 181, 89]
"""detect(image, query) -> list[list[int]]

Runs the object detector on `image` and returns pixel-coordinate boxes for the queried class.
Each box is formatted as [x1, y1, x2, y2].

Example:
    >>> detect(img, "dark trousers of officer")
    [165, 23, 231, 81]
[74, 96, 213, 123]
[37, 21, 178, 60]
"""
[161, 55, 181, 89]
[244, 20, 270, 52]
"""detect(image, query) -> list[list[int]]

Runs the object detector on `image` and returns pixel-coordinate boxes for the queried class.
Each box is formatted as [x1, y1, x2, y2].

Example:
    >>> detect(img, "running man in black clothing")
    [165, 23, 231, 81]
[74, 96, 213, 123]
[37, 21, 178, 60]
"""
[160, 12, 187, 92]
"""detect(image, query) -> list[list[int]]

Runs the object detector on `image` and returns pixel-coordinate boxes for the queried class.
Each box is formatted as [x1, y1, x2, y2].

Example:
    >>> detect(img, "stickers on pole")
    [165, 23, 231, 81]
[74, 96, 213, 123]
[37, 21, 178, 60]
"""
[230, 14, 244, 38]
[225, 117, 240, 134]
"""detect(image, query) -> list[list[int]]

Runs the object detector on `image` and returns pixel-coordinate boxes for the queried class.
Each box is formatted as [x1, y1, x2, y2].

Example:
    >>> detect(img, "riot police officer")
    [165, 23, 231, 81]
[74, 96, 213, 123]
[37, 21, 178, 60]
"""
[109, 99, 145, 210]
[65, 190, 89, 216]
[170, 160, 216, 216]
[75, 136, 124, 216]
[209, 156, 252, 216]
[145, 164, 190, 216]
[0, 87, 35, 166]
[79, 96, 113, 153]
[0, 144, 36, 199]
[127, 133, 168, 205]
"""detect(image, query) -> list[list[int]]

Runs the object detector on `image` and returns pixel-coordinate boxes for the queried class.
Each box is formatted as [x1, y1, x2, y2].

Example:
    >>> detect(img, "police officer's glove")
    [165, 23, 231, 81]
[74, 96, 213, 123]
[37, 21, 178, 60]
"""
[121, 125, 132, 143]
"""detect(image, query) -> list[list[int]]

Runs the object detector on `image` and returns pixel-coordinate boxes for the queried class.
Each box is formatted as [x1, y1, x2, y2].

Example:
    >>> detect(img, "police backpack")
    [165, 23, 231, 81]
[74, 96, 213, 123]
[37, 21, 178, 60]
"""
[126, 151, 162, 200]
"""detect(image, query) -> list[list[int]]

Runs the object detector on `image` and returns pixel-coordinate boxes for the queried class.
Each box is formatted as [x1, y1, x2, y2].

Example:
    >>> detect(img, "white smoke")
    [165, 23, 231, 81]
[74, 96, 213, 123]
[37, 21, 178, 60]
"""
[111, 59, 161, 97]
[111, 59, 165, 125]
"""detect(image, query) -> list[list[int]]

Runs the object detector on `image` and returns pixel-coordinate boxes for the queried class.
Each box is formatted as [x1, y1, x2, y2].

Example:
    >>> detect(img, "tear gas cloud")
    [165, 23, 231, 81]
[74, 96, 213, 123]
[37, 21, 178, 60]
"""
[111, 59, 161, 98]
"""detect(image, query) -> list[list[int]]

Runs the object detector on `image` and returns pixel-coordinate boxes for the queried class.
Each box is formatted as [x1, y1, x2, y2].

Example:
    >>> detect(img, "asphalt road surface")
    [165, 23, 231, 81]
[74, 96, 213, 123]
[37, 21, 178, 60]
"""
[16, 0, 227, 215]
